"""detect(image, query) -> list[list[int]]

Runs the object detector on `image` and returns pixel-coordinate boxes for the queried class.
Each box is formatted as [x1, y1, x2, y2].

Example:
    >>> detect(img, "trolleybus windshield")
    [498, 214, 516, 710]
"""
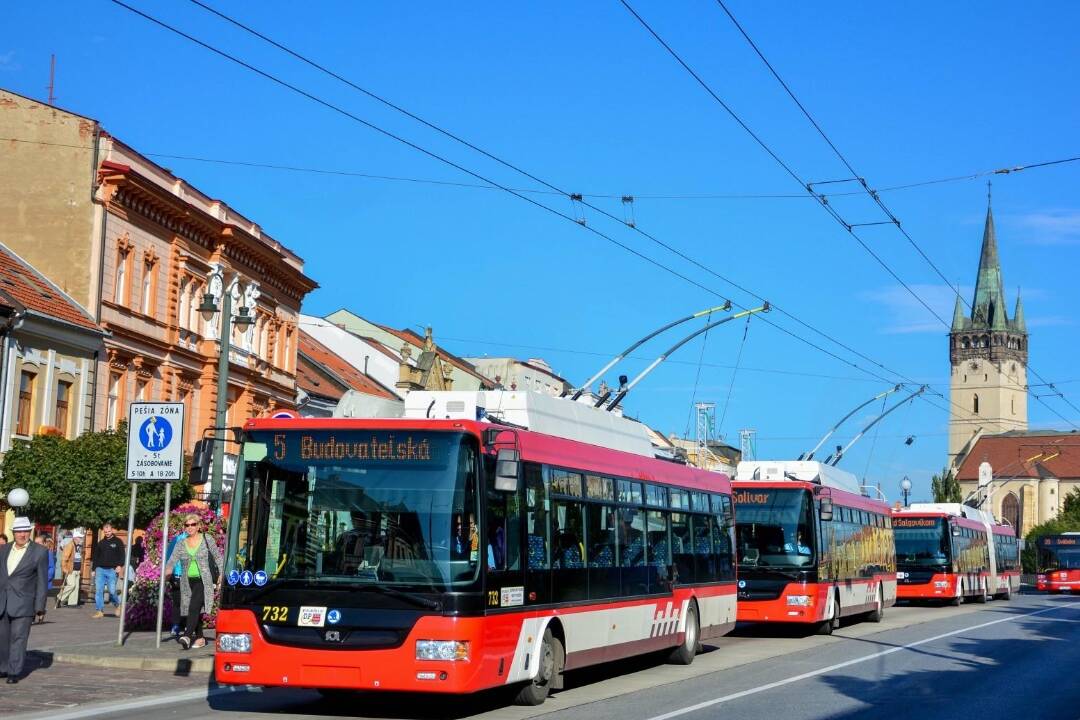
[1039, 539, 1080, 572]
[231, 429, 480, 596]
[734, 488, 816, 568]
[893, 518, 950, 567]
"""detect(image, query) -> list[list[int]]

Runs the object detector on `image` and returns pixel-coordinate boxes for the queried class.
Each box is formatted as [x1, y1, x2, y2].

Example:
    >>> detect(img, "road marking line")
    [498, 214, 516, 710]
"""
[11, 685, 250, 720]
[644, 603, 1071, 720]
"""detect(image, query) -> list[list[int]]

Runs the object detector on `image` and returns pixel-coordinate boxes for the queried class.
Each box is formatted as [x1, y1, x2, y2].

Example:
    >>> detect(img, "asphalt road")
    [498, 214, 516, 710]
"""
[14, 592, 1080, 720]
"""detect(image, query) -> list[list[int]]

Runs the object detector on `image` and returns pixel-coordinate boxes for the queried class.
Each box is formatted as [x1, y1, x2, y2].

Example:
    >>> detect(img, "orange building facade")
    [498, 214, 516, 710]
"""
[0, 88, 316, 458]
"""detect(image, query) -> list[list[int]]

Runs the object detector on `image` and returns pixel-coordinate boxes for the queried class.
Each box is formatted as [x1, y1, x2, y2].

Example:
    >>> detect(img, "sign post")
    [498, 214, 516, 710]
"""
[118, 402, 185, 648]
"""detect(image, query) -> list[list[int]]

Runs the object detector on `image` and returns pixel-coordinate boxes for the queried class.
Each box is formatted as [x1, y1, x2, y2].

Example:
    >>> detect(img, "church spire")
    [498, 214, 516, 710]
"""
[1013, 290, 1026, 332]
[971, 203, 1008, 328]
[951, 293, 966, 331]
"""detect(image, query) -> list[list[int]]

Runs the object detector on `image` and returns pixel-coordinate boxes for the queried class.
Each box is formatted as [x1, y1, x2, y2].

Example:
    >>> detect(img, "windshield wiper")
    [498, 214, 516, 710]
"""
[353, 583, 441, 610]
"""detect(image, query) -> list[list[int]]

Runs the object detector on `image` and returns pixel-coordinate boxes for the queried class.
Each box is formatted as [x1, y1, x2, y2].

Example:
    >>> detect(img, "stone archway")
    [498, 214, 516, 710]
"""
[1001, 492, 1020, 531]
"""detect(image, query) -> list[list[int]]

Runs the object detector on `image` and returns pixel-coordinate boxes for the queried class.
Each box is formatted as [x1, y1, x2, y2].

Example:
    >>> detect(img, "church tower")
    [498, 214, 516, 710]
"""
[948, 203, 1028, 467]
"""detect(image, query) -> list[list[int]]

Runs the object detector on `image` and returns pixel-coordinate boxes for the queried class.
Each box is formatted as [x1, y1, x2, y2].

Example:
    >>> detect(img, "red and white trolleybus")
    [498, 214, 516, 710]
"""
[732, 460, 896, 634]
[214, 390, 736, 704]
[892, 503, 1019, 604]
[1036, 533, 1080, 593]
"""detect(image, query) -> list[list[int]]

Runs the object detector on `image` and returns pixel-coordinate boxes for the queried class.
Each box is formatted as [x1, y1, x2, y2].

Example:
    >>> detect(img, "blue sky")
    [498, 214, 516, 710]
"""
[5, 1, 1078, 501]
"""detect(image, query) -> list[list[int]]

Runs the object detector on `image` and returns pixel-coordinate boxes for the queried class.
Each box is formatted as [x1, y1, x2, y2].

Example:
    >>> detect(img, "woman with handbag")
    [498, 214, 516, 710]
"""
[163, 514, 223, 649]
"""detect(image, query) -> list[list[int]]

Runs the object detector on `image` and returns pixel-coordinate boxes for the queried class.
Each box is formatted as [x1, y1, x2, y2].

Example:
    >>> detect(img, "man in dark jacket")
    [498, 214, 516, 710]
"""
[0, 517, 48, 683]
[92, 522, 125, 618]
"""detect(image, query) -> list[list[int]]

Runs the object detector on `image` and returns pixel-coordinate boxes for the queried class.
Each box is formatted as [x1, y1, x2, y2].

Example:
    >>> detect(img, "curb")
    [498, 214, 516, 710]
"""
[48, 650, 215, 674]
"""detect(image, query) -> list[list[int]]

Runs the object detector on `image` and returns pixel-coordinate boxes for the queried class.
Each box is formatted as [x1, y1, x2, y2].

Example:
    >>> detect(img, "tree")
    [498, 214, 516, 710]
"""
[930, 467, 962, 503]
[1062, 487, 1080, 518]
[1, 423, 191, 529]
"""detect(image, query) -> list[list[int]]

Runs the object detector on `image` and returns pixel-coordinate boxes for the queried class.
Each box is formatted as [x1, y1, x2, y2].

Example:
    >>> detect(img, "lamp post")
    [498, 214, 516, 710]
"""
[198, 265, 254, 510]
[900, 476, 912, 507]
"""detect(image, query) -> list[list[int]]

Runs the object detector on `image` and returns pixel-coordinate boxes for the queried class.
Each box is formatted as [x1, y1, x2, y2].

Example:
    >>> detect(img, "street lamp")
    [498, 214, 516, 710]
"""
[199, 265, 254, 510]
[900, 476, 912, 507]
[7, 487, 28, 509]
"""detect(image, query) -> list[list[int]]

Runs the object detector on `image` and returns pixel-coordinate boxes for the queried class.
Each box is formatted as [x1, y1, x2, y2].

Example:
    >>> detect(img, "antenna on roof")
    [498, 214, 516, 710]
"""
[568, 303, 733, 402]
[47, 54, 57, 105]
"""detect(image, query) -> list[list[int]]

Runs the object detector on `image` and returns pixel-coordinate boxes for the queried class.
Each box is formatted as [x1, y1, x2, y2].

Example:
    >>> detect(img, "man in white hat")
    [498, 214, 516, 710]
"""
[0, 516, 48, 683]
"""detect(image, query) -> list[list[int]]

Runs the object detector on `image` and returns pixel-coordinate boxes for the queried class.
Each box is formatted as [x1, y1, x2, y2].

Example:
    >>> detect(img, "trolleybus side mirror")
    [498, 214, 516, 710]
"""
[952, 525, 961, 536]
[819, 497, 834, 521]
[494, 448, 520, 492]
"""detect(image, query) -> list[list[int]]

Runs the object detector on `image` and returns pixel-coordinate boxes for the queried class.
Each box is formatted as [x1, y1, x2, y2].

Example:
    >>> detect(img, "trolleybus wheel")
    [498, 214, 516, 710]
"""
[1001, 584, 1012, 601]
[817, 592, 840, 635]
[514, 629, 562, 706]
[867, 584, 884, 623]
[668, 601, 700, 665]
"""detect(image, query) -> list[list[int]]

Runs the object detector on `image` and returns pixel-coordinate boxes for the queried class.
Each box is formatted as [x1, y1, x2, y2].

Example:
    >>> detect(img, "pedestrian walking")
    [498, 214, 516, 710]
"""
[131, 536, 146, 567]
[92, 522, 125, 618]
[163, 514, 222, 650]
[56, 530, 84, 608]
[0, 517, 48, 683]
[36, 534, 55, 588]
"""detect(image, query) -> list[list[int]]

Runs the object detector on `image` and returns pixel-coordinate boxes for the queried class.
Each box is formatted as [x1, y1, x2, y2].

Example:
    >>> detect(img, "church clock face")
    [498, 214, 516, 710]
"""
[969, 360, 979, 371]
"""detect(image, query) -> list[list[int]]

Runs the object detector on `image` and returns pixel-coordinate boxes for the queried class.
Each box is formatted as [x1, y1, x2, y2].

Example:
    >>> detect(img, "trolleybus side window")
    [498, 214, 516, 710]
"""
[671, 511, 693, 583]
[619, 506, 649, 594]
[587, 503, 619, 597]
[551, 471, 587, 602]
[647, 509, 672, 588]
[714, 495, 735, 580]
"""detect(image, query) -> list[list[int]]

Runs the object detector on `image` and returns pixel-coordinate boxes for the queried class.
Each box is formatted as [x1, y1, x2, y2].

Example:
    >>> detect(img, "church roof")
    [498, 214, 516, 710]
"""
[955, 430, 1080, 481]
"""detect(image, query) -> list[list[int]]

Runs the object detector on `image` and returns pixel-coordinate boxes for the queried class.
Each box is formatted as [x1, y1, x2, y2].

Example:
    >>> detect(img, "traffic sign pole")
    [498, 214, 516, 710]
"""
[154, 482, 171, 649]
[116, 483, 138, 646]
[122, 402, 185, 649]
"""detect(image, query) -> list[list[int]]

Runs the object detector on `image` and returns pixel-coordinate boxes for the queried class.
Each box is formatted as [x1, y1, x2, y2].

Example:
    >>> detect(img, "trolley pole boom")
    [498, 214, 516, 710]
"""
[828, 385, 928, 466]
[569, 302, 731, 401]
[606, 304, 768, 411]
[801, 384, 902, 461]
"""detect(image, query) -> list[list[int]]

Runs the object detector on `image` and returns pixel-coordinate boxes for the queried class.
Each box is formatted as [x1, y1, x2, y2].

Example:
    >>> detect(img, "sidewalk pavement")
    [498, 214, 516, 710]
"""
[6, 602, 215, 716]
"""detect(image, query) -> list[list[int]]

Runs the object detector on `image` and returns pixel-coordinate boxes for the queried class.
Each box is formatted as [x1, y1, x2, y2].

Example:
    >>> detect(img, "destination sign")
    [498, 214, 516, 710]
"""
[893, 518, 940, 528]
[251, 430, 454, 468]
[733, 491, 773, 505]
[1041, 537, 1079, 547]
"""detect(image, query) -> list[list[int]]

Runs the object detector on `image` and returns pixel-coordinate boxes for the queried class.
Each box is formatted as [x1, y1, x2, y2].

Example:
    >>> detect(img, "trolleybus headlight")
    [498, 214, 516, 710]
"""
[217, 633, 252, 653]
[416, 640, 469, 661]
[786, 595, 812, 606]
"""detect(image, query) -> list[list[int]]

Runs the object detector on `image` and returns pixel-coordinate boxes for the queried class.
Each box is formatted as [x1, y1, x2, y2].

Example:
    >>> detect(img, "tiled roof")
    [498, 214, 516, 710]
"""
[0, 243, 100, 331]
[378, 325, 495, 389]
[956, 431, 1080, 481]
[296, 354, 345, 401]
[355, 335, 403, 362]
[298, 331, 398, 400]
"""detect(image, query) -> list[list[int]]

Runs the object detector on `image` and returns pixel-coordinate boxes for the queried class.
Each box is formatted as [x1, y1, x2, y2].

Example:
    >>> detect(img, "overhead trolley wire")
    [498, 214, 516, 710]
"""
[150, 0, 920, 390]
[114, 1, 974, 425]
[619, 0, 1079, 430]
[712, 0, 1080, 429]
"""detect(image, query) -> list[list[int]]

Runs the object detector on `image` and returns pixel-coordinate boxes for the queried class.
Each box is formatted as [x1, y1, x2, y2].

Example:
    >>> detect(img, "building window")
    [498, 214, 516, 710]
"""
[55, 380, 72, 436]
[106, 371, 123, 429]
[178, 277, 190, 331]
[189, 281, 204, 335]
[1011, 396, 1016, 415]
[16, 371, 35, 436]
[1001, 493, 1020, 530]
[141, 260, 155, 315]
[115, 247, 130, 305]
[973, 394, 980, 415]
[135, 378, 149, 403]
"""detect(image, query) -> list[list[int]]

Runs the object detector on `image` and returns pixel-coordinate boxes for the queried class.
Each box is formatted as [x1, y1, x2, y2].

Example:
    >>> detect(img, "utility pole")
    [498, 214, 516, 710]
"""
[739, 428, 756, 461]
[694, 402, 715, 468]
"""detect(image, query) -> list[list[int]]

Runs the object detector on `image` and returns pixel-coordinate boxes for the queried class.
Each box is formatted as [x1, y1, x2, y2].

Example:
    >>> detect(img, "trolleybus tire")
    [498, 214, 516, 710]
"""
[867, 584, 884, 623]
[668, 601, 700, 666]
[948, 594, 962, 607]
[1001, 585, 1012, 601]
[514, 628, 562, 706]
[816, 592, 840, 635]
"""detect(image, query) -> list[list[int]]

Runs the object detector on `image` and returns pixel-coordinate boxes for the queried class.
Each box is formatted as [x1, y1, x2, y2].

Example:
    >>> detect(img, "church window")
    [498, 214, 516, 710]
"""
[963, 375, 967, 383]
[1001, 493, 1019, 531]
[961, 337, 970, 349]
[1011, 397, 1015, 415]
[973, 394, 980, 415]
[984, 374, 988, 382]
